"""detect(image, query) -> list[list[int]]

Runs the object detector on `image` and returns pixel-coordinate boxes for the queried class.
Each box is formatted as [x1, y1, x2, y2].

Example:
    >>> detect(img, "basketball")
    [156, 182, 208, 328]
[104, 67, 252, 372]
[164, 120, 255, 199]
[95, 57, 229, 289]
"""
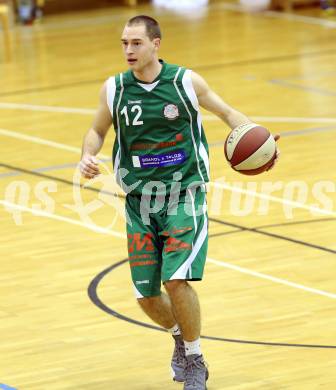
[224, 123, 276, 175]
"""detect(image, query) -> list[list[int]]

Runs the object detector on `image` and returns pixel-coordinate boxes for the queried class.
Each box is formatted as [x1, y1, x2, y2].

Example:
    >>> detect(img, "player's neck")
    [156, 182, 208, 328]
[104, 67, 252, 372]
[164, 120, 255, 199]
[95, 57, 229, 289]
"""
[133, 59, 162, 83]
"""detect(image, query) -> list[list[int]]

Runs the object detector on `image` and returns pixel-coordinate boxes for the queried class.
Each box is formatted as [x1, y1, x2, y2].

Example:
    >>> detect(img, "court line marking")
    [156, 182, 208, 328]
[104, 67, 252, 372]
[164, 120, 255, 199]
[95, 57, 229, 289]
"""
[1, 122, 336, 178]
[210, 181, 336, 217]
[0, 127, 335, 217]
[2, 51, 336, 98]
[1, 199, 335, 299]
[16, 2, 336, 31]
[0, 128, 110, 159]
[209, 126, 336, 147]
[267, 125, 336, 136]
[0, 200, 125, 238]
[88, 259, 336, 348]
[42, 2, 332, 30]
[218, 3, 336, 28]
[0, 102, 95, 115]
[282, 70, 336, 81]
[250, 116, 336, 124]
[208, 216, 336, 254]
[1, 160, 335, 255]
[269, 79, 336, 97]
[20, 12, 127, 31]
[0, 159, 112, 179]
[207, 257, 336, 299]
[265, 9, 336, 29]
[1, 102, 336, 123]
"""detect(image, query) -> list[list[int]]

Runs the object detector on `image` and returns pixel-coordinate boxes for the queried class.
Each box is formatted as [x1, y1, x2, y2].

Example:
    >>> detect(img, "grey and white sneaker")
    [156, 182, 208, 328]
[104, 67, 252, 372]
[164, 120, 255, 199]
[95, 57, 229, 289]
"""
[171, 335, 186, 382]
[183, 354, 209, 390]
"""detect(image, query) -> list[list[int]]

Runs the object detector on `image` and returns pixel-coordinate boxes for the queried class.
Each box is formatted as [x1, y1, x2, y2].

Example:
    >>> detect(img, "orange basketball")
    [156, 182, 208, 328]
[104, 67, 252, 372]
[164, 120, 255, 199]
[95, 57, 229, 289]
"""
[224, 123, 276, 175]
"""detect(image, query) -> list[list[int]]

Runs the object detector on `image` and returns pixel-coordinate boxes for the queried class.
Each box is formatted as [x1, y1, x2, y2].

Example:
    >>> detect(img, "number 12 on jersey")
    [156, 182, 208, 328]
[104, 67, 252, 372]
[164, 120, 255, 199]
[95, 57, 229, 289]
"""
[120, 105, 143, 126]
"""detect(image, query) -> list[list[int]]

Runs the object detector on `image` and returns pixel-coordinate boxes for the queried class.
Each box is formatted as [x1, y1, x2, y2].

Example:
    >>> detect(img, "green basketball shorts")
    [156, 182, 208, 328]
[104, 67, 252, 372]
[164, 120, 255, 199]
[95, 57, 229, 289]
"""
[125, 185, 208, 298]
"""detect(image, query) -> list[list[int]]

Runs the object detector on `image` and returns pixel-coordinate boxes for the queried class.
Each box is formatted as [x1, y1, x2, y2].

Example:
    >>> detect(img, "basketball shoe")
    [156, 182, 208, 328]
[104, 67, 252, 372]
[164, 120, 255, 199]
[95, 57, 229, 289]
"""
[171, 335, 186, 382]
[184, 354, 209, 390]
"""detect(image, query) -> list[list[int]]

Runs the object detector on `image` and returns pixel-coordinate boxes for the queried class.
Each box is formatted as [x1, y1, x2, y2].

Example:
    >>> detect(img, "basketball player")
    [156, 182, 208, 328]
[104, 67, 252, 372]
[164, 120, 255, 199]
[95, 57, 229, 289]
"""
[80, 15, 279, 390]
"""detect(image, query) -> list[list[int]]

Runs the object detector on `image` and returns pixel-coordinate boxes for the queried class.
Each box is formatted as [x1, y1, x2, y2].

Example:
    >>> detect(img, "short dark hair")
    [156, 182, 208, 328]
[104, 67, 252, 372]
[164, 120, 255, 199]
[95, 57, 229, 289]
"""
[127, 15, 162, 40]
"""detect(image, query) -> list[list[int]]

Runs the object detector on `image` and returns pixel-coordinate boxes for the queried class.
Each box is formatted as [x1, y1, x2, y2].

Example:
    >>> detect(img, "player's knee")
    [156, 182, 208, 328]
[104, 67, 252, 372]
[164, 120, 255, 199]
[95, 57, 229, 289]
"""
[164, 279, 188, 295]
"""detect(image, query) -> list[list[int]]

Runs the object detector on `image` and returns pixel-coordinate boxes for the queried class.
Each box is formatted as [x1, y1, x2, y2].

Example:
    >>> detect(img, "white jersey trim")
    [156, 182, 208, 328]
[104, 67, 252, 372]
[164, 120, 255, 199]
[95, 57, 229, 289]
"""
[182, 69, 198, 111]
[187, 187, 198, 280]
[106, 76, 116, 117]
[114, 73, 124, 187]
[181, 69, 210, 180]
[187, 187, 198, 237]
[137, 80, 160, 92]
[173, 67, 205, 183]
[169, 199, 207, 280]
[133, 283, 144, 299]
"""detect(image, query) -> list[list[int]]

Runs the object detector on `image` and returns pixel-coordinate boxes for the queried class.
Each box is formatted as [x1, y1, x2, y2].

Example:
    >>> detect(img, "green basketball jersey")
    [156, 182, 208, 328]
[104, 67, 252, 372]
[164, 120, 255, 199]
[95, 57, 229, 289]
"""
[106, 60, 210, 195]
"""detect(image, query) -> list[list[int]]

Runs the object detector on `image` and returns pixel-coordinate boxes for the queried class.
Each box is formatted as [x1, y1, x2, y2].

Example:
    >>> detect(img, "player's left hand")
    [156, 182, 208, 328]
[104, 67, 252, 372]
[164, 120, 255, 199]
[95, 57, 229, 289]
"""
[266, 134, 280, 171]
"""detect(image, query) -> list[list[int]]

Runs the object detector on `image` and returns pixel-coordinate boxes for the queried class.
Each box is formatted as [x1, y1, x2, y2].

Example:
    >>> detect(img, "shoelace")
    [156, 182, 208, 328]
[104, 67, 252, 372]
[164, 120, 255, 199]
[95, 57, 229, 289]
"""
[185, 357, 204, 386]
[174, 340, 186, 363]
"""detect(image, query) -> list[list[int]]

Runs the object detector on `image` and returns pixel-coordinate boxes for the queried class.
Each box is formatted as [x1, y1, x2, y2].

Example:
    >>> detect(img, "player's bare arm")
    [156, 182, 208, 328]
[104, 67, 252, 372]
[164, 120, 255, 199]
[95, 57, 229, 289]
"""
[80, 82, 113, 179]
[191, 71, 252, 129]
[191, 71, 280, 169]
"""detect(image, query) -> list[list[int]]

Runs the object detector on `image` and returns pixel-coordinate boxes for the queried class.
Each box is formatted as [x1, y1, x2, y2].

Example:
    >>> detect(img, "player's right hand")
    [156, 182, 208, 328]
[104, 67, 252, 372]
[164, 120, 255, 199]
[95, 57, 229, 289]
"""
[79, 154, 101, 179]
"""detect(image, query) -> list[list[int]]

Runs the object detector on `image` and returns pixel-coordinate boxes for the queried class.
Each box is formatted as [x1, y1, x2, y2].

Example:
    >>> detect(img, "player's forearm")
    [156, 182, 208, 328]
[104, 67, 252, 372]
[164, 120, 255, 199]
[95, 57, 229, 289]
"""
[220, 108, 253, 130]
[198, 88, 253, 130]
[81, 128, 105, 157]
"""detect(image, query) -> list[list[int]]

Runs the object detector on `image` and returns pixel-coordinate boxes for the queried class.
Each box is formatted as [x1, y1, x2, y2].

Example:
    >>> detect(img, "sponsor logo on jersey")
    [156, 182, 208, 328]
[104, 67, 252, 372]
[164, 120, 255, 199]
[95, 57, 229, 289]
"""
[132, 150, 186, 169]
[164, 104, 179, 120]
[130, 260, 158, 268]
[131, 140, 176, 151]
[161, 226, 193, 236]
[131, 134, 183, 151]
[136, 280, 150, 284]
[129, 254, 151, 260]
[164, 237, 191, 253]
[128, 233, 155, 253]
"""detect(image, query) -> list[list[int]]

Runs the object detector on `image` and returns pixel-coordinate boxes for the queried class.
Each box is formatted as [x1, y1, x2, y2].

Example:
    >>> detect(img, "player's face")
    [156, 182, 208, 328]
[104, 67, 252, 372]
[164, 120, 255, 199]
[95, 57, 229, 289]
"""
[121, 24, 160, 72]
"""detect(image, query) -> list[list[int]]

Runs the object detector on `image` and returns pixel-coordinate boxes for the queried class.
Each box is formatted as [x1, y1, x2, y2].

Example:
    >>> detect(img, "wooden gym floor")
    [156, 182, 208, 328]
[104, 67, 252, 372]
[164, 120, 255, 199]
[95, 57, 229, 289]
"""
[0, 1, 335, 389]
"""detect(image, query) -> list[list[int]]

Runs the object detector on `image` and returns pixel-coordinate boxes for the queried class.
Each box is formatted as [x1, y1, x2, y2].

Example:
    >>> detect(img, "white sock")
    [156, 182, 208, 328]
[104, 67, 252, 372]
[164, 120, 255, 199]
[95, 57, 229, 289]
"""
[167, 324, 181, 337]
[184, 338, 201, 356]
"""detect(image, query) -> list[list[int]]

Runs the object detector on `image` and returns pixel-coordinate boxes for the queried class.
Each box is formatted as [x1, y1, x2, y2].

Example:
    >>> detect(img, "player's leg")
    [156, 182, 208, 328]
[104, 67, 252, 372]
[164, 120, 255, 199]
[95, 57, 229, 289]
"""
[162, 185, 207, 343]
[137, 291, 186, 384]
[161, 185, 209, 389]
[137, 291, 186, 382]
[125, 194, 185, 381]
[137, 292, 175, 329]
[164, 279, 201, 341]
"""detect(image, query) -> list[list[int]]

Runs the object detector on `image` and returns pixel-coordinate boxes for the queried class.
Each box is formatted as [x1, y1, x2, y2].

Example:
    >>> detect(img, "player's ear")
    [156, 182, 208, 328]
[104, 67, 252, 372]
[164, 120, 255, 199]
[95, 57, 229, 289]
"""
[153, 38, 161, 50]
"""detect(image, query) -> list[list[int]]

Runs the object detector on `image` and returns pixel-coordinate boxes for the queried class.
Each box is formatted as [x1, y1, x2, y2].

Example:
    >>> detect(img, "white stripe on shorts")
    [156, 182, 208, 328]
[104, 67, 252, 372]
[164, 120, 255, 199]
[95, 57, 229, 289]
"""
[169, 199, 207, 280]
